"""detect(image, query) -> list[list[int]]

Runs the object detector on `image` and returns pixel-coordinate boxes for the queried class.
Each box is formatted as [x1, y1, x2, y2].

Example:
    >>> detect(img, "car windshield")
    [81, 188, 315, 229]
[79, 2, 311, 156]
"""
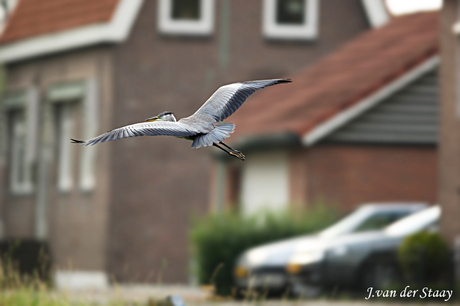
[318, 206, 376, 238]
[319, 206, 412, 238]
[385, 206, 440, 237]
[352, 211, 411, 232]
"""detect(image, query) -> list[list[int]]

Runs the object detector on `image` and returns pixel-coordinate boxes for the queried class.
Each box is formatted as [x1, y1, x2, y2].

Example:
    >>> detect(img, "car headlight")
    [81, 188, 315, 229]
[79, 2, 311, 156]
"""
[286, 263, 302, 274]
[234, 265, 249, 278]
[289, 250, 325, 266]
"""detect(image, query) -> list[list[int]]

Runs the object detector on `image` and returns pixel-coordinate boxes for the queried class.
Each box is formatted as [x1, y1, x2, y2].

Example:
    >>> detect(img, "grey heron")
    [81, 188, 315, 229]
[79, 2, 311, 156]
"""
[71, 79, 291, 161]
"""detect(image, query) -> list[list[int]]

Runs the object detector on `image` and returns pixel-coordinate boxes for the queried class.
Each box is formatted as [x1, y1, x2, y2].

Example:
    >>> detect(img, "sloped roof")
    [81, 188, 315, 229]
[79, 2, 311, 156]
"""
[0, 0, 389, 45]
[231, 12, 439, 143]
[0, 0, 119, 44]
[0, 0, 143, 63]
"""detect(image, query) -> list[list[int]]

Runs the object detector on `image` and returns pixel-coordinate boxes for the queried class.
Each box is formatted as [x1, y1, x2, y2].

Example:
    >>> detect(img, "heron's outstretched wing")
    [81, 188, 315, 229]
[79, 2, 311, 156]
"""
[71, 121, 198, 146]
[192, 79, 291, 122]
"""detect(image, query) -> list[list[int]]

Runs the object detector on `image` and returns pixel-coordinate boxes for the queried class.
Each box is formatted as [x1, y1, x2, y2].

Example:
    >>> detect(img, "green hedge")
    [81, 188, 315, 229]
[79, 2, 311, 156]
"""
[398, 231, 450, 284]
[190, 205, 339, 296]
[0, 239, 52, 288]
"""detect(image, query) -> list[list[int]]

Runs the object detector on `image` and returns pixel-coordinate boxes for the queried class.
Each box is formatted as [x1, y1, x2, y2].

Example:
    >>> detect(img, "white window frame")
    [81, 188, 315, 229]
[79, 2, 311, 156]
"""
[158, 0, 215, 36]
[263, 0, 319, 40]
[360, 0, 389, 28]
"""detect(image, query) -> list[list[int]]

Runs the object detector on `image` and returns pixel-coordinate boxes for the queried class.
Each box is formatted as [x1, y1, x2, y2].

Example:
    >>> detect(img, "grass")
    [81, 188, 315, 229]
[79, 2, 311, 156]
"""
[0, 257, 149, 306]
[0, 288, 71, 306]
[0, 286, 162, 306]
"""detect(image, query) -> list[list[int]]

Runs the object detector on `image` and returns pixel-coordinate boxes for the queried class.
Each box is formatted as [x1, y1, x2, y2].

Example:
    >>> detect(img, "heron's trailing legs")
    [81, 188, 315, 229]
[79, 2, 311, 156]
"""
[220, 142, 245, 161]
[213, 142, 245, 161]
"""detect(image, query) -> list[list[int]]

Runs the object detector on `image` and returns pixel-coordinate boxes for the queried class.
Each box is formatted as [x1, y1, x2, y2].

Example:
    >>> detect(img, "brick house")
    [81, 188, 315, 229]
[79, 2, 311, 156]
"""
[215, 12, 439, 215]
[438, 0, 460, 257]
[0, 0, 387, 285]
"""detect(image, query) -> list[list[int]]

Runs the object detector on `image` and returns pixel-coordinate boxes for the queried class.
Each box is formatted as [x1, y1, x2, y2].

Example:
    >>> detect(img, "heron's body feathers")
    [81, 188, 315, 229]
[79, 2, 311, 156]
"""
[178, 112, 215, 134]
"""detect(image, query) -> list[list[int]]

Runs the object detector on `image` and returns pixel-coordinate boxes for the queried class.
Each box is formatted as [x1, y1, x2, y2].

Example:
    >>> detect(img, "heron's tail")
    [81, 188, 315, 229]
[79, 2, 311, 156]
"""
[191, 123, 235, 149]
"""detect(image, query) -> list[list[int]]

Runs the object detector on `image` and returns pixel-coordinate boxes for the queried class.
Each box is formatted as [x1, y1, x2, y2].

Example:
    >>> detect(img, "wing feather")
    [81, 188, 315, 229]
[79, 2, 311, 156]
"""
[72, 121, 198, 146]
[191, 79, 291, 122]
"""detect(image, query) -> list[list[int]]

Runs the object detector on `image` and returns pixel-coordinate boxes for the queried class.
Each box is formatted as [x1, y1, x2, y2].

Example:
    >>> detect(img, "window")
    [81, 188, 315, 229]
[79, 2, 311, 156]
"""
[158, 0, 215, 36]
[263, 0, 319, 40]
[3, 90, 37, 195]
[8, 109, 33, 194]
[47, 80, 98, 193]
[55, 102, 77, 193]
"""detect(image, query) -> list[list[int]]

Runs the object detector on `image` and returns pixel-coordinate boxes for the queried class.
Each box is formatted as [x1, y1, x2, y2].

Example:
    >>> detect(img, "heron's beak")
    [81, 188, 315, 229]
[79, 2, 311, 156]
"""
[145, 116, 159, 122]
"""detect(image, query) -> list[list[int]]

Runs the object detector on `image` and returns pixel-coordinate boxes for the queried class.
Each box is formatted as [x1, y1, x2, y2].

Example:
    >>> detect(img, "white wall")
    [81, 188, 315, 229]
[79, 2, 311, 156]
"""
[240, 150, 289, 216]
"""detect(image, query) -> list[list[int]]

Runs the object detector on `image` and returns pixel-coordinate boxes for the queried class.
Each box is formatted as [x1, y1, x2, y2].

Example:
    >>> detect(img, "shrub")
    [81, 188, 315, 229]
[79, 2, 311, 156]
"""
[398, 231, 450, 284]
[190, 204, 339, 296]
[0, 239, 52, 288]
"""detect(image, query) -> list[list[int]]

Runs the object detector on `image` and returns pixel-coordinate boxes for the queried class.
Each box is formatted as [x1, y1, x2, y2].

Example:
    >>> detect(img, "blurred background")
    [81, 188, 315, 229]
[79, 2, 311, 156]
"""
[0, 0, 458, 303]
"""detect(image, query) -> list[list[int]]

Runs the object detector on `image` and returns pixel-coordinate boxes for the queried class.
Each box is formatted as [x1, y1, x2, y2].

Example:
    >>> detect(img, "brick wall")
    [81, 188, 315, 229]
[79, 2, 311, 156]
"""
[305, 145, 437, 210]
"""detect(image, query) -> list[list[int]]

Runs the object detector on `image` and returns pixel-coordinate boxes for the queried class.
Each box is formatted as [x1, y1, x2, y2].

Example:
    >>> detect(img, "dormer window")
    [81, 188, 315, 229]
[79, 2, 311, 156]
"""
[158, 0, 215, 36]
[263, 0, 319, 40]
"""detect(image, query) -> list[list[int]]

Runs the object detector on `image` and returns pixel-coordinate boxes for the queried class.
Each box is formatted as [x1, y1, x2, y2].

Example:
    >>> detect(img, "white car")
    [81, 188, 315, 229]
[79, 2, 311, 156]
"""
[233, 203, 426, 296]
[287, 205, 440, 295]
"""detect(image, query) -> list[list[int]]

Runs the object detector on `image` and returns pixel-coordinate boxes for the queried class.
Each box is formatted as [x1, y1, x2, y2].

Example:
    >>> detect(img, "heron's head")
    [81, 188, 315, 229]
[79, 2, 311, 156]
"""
[145, 111, 176, 122]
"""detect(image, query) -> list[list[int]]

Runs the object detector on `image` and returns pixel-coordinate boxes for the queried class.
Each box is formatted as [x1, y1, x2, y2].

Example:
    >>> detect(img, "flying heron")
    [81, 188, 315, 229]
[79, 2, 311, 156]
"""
[71, 79, 291, 161]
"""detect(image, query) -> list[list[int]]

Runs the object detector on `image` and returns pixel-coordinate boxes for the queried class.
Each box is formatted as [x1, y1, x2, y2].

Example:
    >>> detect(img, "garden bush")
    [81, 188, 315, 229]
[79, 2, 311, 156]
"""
[190, 204, 339, 296]
[398, 231, 450, 285]
[0, 239, 52, 288]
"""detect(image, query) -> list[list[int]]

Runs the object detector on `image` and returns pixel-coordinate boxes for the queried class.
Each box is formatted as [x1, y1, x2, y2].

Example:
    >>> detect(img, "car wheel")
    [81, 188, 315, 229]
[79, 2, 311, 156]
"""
[360, 258, 400, 289]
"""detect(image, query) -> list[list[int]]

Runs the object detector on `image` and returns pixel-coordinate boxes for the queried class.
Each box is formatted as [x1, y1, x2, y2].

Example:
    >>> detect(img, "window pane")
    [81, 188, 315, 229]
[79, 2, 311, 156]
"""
[9, 110, 27, 188]
[171, 0, 200, 20]
[276, 0, 305, 25]
[56, 103, 75, 192]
